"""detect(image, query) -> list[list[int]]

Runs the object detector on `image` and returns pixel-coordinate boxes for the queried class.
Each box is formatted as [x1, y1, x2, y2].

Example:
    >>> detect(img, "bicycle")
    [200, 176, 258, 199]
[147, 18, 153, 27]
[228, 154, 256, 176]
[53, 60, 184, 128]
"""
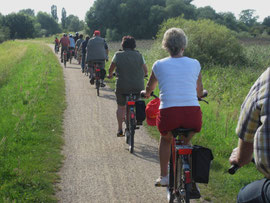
[143, 91, 208, 203]
[69, 48, 74, 64]
[123, 93, 141, 153]
[63, 49, 68, 68]
[92, 62, 103, 96]
[54, 44, 59, 54]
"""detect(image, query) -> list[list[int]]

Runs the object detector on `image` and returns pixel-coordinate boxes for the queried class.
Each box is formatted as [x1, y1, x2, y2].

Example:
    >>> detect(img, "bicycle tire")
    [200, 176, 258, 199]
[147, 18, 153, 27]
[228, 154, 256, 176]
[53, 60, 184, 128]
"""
[129, 118, 135, 153]
[167, 152, 175, 203]
[64, 60, 66, 68]
[96, 80, 100, 96]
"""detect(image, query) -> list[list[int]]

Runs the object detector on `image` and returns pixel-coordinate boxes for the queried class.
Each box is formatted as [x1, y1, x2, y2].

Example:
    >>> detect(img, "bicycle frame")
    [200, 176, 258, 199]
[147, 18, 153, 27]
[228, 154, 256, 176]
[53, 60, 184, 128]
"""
[167, 130, 193, 203]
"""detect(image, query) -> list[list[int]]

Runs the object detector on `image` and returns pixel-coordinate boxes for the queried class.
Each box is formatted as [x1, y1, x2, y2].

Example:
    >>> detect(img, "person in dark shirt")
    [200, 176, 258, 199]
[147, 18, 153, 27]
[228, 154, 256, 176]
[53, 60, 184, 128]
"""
[80, 36, 90, 73]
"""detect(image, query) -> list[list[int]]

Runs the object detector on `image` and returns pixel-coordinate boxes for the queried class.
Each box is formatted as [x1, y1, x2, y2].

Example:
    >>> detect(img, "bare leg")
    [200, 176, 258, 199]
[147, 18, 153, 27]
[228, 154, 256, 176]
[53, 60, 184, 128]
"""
[116, 105, 125, 131]
[159, 132, 173, 177]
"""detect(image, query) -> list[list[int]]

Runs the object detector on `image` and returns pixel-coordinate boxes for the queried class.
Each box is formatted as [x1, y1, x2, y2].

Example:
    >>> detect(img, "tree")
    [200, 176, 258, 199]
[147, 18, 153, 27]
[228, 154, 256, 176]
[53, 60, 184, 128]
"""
[37, 12, 61, 35]
[263, 16, 270, 27]
[51, 5, 58, 22]
[196, 6, 217, 20]
[239, 9, 258, 27]
[165, 0, 196, 20]
[216, 12, 239, 32]
[65, 15, 84, 31]
[3, 13, 35, 39]
[19, 9, 35, 17]
[61, 8, 67, 29]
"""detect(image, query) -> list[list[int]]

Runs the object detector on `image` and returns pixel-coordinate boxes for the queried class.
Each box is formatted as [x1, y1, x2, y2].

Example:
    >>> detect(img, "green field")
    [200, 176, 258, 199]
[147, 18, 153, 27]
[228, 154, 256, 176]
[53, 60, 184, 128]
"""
[0, 40, 65, 202]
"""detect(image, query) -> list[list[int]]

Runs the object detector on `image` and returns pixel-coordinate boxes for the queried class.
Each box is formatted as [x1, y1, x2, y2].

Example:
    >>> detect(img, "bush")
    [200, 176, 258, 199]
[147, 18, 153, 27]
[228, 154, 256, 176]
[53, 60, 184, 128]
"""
[156, 17, 247, 66]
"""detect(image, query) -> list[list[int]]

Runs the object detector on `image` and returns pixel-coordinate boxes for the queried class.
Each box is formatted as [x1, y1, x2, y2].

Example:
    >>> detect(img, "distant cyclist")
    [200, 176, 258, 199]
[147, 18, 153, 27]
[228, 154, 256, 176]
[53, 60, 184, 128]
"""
[54, 37, 60, 52]
[59, 33, 70, 63]
[86, 30, 109, 87]
[75, 34, 84, 64]
[108, 36, 148, 137]
[69, 34, 76, 58]
[80, 35, 90, 73]
[74, 32, 79, 42]
[141, 28, 204, 198]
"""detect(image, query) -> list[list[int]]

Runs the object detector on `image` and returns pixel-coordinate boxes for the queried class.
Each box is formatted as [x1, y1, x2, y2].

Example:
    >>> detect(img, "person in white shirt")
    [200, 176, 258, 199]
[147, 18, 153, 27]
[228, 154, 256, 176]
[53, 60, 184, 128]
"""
[141, 28, 204, 193]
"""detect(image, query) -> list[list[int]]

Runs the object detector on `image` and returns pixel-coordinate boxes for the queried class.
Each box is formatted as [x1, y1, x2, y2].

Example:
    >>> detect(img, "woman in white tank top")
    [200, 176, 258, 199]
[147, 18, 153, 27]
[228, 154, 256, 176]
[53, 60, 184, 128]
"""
[141, 28, 204, 189]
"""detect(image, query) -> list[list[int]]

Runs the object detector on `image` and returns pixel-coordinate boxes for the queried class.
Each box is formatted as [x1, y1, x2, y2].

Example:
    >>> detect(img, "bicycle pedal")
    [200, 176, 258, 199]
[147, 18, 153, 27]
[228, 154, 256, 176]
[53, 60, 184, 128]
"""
[155, 183, 167, 187]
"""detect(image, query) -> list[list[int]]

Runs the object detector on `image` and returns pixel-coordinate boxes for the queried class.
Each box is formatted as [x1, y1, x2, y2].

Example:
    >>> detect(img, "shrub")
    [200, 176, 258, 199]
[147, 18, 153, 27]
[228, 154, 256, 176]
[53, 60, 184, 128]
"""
[156, 17, 247, 66]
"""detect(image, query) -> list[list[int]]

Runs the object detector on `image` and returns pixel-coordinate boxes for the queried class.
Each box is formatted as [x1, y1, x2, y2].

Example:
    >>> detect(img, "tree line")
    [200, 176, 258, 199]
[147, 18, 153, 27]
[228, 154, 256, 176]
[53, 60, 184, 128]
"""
[1, 0, 270, 43]
[0, 6, 84, 43]
[85, 0, 270, 40]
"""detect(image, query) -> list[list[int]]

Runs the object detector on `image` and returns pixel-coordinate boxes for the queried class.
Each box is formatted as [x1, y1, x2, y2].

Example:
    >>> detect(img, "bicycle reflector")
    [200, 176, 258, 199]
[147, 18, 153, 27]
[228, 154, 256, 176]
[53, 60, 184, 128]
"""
[96, 69, 100, 72]
[178, 148, 192, 155]
[127, 101, 135, 105]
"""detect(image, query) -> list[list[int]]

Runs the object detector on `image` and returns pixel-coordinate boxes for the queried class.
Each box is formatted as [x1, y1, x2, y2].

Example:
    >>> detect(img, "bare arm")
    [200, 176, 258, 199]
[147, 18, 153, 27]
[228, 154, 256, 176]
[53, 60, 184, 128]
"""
[108, 62, 116, 78]
[143, 71, 158, 98]
[196, 71, 204, 98]
[142, 64, 148, 77]
[229, 138, 254, 167]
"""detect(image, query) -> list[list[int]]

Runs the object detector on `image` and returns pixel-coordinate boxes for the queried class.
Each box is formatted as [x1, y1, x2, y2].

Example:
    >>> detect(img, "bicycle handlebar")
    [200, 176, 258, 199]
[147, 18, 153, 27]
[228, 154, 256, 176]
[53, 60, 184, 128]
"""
[228, 164, 240, 175]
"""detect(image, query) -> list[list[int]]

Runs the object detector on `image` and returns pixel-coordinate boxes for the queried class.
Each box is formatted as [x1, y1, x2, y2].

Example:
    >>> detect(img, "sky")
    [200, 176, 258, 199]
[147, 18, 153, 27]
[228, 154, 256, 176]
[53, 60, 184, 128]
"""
[0, 0, 269, 22]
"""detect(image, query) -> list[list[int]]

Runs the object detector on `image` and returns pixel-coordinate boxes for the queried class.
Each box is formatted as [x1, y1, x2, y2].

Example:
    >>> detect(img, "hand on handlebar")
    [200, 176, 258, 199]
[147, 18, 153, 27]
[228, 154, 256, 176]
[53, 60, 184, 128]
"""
[140, 90, 151, 99]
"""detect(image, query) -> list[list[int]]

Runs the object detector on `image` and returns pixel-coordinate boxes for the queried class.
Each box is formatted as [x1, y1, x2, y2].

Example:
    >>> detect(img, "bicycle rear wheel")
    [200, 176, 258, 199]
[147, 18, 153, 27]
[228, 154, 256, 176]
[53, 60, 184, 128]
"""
[129, 118, 135, 153]
[96, 79, 100, 96]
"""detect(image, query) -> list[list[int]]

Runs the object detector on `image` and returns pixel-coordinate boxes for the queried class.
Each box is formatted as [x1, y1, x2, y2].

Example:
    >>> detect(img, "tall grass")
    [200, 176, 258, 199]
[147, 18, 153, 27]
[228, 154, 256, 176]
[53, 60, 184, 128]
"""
[0, 41, 65, 202]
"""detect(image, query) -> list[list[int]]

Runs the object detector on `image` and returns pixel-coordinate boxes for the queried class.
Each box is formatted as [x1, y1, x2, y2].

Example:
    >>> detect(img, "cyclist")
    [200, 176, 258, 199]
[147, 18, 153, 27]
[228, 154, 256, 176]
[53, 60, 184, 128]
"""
[60, 33, 70, 63]
[80, 35, 90, 73]
[141, 28, 204, 197]
[86, 30, 109, 87]
[229, 67, 270, 203]
[108, 36, 148, 137]
[75, 34, 84, 64]
[54, 37, 60, 52]
[74, 32, 79, 42]
[69, 34, 76, 59]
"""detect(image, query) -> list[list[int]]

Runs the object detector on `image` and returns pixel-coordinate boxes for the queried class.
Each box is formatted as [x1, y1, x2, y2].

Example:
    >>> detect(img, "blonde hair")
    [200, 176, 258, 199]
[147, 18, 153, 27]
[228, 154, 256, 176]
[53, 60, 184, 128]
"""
[162, 28, 188, 56]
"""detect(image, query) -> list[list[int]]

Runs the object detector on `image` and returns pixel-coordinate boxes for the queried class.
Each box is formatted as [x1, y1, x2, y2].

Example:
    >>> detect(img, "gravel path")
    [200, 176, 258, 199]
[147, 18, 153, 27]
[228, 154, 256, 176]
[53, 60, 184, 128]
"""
[51, 47, 168, 203]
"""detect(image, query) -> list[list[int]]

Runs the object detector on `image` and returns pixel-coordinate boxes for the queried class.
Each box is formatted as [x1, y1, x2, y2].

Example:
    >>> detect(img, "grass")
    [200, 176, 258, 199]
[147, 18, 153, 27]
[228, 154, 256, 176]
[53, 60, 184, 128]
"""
[0, 40, 65, 202]
[105, 39, 270, 202]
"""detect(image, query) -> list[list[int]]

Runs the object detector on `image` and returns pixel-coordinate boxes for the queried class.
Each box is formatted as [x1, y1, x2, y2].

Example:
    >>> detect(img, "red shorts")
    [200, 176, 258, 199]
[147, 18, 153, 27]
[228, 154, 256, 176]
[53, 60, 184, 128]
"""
[157, 106, 202, 136]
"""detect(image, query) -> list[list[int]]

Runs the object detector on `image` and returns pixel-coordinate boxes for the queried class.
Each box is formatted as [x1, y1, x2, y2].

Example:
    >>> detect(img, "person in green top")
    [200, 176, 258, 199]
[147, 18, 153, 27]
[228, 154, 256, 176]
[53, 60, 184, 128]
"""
[108, 36, 148, 137]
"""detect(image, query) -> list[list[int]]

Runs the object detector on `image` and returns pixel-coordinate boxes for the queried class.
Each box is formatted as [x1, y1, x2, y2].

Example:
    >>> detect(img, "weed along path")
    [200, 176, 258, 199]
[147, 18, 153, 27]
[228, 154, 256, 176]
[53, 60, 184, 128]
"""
[49, 45, 167, 203]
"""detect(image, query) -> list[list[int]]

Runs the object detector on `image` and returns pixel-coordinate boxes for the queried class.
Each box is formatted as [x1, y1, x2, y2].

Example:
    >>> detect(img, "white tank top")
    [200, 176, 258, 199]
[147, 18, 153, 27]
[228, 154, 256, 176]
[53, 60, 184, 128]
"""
[152, 56, 201, 109]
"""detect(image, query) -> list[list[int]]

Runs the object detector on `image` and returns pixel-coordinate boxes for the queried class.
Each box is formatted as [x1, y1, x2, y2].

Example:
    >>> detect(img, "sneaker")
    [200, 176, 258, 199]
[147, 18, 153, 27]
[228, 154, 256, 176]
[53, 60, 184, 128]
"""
[190, 182, 201, 199]
[90, 77, 95, 85]
[155, 176, 168, 187]
[100, 83, 106, 87]
[117, 130, 124, 137]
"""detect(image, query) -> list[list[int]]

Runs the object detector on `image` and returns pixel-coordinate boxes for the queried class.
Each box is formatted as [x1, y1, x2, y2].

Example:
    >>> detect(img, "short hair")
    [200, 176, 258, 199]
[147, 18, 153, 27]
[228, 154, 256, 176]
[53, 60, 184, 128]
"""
[121, 36, 136, 49]
[162, 28, 188, 56]
[86, 35, 90, 40]
[79, 34, 83, 38]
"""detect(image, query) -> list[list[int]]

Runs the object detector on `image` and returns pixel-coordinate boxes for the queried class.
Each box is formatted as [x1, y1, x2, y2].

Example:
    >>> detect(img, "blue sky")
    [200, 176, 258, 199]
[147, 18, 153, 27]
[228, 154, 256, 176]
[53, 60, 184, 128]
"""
[0, 0, 269, 22]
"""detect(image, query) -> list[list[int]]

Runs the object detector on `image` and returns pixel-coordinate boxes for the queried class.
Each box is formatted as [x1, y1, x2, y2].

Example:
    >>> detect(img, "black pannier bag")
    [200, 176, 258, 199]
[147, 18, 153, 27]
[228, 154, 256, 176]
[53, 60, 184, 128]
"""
[135, 100, 146, 125]
[192, 145, 214, 184]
